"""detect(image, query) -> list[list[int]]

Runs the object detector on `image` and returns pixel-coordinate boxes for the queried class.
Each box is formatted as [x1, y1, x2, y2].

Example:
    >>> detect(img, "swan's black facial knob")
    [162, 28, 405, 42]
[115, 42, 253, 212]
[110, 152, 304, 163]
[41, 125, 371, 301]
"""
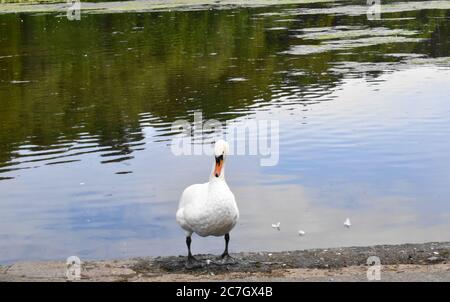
[215, 173, 219, 177]
[215, 155, 223, 164]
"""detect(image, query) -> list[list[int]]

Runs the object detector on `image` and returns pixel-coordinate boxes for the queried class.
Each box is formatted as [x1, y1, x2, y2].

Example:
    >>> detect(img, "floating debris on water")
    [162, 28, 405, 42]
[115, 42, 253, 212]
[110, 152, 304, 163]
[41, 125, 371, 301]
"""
[344, 218, 351, 228]
[298, 230, 306, 236]
[272, 222, 281, 231]
[10, 80, 30, 84]
[227, 77, 248, 82]
[115, 171, 133, 175]
[266, 27, 288, 31]
[289, 70, 306, 76]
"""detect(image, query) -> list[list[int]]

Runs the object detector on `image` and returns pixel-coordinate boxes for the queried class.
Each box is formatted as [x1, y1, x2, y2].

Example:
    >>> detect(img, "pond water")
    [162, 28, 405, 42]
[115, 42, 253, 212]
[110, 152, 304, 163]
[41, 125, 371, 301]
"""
[0, 0, 450, 264]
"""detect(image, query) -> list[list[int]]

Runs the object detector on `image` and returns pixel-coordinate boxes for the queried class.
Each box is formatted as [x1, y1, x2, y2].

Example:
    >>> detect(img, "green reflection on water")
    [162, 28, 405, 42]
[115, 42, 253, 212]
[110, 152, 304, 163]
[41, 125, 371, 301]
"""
[0, 2, 449, 174]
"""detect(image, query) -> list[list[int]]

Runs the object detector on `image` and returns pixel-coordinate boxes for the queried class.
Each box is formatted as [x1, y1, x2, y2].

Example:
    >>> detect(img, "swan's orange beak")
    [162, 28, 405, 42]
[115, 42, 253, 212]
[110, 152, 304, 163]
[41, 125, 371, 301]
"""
[214, 155, 223, 177]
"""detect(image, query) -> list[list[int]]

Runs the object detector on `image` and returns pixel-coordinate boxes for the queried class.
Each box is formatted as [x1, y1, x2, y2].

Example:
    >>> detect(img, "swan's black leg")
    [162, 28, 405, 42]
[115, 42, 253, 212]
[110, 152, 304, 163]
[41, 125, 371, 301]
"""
[185, 236, 203, 269]
[221, 233, 231, 259]
[214, 233, 236, 265]
[186, 236, 196, 260]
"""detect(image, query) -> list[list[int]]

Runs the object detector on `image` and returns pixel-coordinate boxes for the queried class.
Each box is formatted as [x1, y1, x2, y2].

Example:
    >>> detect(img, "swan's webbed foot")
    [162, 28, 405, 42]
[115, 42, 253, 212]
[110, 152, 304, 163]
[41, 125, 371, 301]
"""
[185, 255, 203, 269]
[216, 253, 237, 264]
[215, 233, 237, 264]
[221, 251, 231, 259]
[184, 235, 203, 269]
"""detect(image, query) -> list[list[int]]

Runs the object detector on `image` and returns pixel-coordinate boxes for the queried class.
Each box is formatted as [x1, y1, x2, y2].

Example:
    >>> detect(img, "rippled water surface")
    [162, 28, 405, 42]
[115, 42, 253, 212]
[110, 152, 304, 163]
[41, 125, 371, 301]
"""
[1, 0, 450, 263]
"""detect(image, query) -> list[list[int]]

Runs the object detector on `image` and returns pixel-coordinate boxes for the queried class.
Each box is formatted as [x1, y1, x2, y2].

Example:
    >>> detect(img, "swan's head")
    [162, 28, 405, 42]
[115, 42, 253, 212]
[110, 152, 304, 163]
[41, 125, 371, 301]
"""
[213, 139, 229, 178]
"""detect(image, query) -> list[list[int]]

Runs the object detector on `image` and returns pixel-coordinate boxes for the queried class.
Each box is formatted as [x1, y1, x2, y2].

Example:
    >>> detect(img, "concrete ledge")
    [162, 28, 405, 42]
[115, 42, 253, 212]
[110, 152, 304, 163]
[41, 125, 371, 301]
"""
[1, 242, 450, 281]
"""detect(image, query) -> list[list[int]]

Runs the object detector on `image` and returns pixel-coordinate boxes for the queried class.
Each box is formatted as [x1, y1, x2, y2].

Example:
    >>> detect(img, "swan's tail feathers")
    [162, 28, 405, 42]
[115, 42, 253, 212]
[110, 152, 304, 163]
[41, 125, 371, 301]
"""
[176, 207, 184, 225]
[176, 207, 193, 235]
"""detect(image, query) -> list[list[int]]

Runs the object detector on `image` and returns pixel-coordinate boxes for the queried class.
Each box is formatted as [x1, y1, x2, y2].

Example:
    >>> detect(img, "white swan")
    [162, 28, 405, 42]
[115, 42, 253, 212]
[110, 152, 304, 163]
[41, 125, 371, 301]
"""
[176, 140, 239, 263]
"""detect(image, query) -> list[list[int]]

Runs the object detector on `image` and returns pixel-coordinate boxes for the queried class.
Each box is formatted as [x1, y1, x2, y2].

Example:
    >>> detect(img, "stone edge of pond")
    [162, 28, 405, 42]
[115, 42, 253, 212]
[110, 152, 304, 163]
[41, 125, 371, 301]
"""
[1, 241, 449, 281]
[142, 241, 450, 274]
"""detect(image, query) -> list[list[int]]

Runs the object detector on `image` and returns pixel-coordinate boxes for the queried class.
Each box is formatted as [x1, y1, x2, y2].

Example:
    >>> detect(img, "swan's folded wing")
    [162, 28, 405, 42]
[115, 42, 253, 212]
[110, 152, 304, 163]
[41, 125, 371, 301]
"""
[178, 183, 208, 209]
[176, 183, 208, 230]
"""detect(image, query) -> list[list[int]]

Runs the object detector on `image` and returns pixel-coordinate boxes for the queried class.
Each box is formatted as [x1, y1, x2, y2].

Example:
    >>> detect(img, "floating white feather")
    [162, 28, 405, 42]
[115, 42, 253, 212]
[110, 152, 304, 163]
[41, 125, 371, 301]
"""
[271, 222, 281, 231]
[344, 218, 351, 228]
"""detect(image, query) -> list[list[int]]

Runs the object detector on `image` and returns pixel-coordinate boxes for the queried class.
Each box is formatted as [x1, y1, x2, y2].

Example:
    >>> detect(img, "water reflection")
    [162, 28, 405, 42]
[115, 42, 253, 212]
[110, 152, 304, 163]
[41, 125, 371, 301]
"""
[0, 1, 450, 263]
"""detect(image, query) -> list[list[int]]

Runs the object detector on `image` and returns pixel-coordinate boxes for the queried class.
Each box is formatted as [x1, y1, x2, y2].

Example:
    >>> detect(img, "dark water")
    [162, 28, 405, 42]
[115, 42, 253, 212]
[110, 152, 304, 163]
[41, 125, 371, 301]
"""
[1, 0, 450, 264]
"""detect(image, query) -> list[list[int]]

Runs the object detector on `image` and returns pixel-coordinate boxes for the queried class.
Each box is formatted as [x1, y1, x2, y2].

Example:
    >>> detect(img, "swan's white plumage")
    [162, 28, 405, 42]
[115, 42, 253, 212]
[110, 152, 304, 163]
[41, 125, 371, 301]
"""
[176, 140, 239, 237]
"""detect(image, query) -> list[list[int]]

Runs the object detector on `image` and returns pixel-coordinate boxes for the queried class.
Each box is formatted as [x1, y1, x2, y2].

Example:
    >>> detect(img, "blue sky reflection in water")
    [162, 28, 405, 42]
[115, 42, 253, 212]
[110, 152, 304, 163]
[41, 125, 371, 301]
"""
[0, 0, 450, 263]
